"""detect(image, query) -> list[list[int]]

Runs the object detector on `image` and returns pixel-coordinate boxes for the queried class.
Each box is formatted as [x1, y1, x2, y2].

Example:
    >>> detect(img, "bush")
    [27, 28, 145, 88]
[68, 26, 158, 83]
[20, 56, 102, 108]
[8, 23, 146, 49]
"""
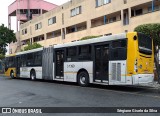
[23, 43, 42, 51]
[80, 36, 101, 41]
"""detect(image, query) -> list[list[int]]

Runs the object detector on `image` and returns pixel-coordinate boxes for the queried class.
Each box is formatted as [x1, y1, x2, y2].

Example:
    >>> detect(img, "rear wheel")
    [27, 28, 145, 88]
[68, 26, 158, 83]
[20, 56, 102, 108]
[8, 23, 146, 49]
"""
[78, 71, 89, 87]
[10, 71, 14, 79]
[30, 70, 36, 81]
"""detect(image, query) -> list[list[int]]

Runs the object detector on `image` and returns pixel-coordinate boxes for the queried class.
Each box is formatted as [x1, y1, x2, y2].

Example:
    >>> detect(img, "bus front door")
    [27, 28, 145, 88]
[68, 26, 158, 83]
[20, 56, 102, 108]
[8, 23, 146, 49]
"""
[95, 45, 109, 82]
[55, 50, 64, 79]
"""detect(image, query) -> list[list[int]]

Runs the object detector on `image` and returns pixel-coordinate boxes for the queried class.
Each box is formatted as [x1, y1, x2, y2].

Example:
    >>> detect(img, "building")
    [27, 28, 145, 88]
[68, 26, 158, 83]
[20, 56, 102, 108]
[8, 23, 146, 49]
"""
[9, 0, 160, 54]
[8, 0, 58, 54]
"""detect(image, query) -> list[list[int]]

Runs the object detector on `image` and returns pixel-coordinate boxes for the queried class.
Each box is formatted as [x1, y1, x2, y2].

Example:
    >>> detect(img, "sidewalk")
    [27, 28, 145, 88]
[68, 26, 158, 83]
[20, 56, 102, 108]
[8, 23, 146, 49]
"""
[150, 81, 160, 88]
[0, 74, 4, 76]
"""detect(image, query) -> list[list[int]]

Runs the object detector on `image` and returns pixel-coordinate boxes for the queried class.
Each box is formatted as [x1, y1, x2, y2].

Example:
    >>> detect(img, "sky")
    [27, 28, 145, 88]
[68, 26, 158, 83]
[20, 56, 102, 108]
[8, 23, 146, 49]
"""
[0, 0, 69, 31]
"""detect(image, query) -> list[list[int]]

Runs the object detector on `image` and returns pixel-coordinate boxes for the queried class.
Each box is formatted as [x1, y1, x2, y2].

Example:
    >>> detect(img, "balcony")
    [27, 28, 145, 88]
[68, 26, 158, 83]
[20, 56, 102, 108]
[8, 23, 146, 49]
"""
[65, 29, 88, 43]
[90, 20, 122, 35]
[130, 10, 160, 30]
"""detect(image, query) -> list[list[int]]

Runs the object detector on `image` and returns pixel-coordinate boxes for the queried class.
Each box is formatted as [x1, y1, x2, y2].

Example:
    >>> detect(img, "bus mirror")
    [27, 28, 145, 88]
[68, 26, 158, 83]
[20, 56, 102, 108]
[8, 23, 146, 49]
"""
[133, 36, 137, 40]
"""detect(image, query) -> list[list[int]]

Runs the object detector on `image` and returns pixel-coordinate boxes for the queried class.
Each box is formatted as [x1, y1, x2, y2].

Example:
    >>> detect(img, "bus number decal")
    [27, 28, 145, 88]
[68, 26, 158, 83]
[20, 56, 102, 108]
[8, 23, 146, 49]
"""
[22, 68, 28, 72]
[67, 64, 75, 68]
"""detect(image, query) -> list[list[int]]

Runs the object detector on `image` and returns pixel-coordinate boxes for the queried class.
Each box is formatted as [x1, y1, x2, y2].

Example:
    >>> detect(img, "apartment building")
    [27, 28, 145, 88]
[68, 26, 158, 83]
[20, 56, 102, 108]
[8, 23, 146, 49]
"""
[9, 0, 160, 54]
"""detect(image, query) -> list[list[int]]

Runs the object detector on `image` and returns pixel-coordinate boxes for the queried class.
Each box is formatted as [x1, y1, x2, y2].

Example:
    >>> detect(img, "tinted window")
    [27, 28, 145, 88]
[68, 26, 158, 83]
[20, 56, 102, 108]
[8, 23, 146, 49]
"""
[34, 51, 42, 66]
[110, 39, 127, 60]
[27, 53, 34, 66]
[21, 55, 27, 67]
[8, 57, 15, 67]
[112, 39, 127, 48]
[4, 57, 15, 71]
[78, 45, 91, 60]
[67, 47, 77, 61]
[138, 33, 152, 55]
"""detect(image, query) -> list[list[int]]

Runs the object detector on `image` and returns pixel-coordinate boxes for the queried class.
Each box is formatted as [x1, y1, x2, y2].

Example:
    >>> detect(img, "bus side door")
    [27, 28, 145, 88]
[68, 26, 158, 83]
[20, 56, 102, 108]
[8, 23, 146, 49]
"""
[55, 50, 64, 79]
[95, 44, 109, 82]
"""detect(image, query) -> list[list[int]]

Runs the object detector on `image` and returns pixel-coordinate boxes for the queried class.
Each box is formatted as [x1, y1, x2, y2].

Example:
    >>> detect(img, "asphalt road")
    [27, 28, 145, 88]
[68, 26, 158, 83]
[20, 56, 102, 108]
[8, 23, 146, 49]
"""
[0, 76, 160, 116]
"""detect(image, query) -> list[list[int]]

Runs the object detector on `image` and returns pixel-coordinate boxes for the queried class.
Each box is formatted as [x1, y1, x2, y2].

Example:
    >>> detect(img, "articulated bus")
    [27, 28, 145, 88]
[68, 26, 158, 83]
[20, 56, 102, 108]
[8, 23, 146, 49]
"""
[4, 32, 154, 86]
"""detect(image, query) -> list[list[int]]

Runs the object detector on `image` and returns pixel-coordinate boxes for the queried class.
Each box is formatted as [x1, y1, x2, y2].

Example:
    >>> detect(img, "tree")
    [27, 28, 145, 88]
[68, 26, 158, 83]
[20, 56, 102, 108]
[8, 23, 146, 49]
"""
[134, 24, 160, 46]
[134, 23, 160, 83]
[23, 42, 42, 51]
[0, 24, 16, 57]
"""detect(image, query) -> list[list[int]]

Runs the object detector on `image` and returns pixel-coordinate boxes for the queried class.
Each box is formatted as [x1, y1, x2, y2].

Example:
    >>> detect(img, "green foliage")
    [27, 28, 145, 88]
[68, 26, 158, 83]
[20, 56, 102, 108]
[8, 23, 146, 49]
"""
[0, 24, 16, 55]
[80, 35, 101, 41]
[23, 42, 42, 51]
[0, 54, 5, 60]
[134, 23, 160, 46]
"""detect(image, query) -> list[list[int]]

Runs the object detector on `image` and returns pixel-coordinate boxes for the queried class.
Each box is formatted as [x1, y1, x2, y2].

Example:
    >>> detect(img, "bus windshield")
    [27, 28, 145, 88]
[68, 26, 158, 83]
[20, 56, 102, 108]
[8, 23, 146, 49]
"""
[4, 58, 9, 72]
[138, 33, 152, 55]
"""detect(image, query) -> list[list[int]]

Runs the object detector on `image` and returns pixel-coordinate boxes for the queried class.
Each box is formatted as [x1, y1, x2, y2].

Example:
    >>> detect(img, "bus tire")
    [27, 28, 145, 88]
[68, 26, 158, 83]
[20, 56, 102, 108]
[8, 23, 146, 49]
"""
[78, 71, 89, 87]
[10, 71, 14, 79]
[30, 70, 36, 81]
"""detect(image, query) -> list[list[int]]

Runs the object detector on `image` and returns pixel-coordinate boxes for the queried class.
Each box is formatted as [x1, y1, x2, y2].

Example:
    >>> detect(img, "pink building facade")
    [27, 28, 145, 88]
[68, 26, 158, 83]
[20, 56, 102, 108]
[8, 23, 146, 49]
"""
[8, 0, 58, 31]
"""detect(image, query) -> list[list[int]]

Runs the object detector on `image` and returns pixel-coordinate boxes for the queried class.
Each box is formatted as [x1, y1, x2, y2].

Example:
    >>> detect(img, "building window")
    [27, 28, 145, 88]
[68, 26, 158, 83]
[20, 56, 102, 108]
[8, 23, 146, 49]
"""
[135, 9, 142, 16]
[109, 17, 116, 23]
[35, 22, 42, 30]
[48, 17, 56, 25]
[96, 0, 111, 7]
[22, 28, 27, 35]
[71, 6, 82, 17]
[148, 5, 159, 12]
[21, 39, 30, 45]
[104, 0, 111, 4]
[33, 35, 44, 42]
[124, 0, 127, 4]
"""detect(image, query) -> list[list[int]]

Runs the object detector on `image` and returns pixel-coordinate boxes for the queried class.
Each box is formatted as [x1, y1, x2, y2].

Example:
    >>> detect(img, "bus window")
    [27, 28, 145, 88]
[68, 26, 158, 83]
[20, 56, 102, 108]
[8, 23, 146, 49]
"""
[112, 39, 127, 48]
[78, 45, 91, 61]
[34, 51, 42, 66]
[67, 47, 77, 61]
[4, 58, 9, 71]
[138, 33, 152, 55]
[21, 55, 27, 67]
[27, 53, 34, 66]
[110, 39, 127, 60]
[8, 57, 15, 67]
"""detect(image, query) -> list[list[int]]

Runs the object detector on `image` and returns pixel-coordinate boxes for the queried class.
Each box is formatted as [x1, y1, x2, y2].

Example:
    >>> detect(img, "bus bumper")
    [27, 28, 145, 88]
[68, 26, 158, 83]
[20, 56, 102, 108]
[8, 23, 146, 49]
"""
[132, 74, 154, 85]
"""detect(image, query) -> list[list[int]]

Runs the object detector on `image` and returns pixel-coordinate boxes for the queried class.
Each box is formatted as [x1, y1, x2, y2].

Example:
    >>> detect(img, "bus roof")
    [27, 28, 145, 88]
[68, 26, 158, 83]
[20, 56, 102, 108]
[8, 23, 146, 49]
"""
[5, 54, 16, 57]
[16, 47, 43, 56]
[54, 33, 127, 48]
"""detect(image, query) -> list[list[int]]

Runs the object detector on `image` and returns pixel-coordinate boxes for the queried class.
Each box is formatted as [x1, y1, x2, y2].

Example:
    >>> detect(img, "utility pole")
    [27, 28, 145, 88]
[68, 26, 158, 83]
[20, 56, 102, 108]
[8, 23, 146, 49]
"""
[27, 0, 30, 21]
[152, 0, 155, 12]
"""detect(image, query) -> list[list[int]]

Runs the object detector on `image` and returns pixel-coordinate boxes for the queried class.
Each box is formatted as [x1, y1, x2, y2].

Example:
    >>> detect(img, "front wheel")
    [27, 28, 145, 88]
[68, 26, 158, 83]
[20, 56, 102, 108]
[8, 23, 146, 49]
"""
[10, 71, 15, 79]
[30, 70, 36, 81]
[78, 71, 89, 87]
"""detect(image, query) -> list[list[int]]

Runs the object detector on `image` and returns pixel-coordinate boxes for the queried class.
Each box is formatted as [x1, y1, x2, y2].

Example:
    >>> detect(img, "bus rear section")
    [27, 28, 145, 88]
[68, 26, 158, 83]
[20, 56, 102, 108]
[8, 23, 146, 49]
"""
[4, 55, 16, 78]
[127, 32, 154, 85]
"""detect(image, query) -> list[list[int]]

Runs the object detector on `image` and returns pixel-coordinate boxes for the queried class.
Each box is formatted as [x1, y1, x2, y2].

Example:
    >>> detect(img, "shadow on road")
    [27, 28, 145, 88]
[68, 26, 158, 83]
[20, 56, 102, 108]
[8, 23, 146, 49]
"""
[1, 76, 159, 93]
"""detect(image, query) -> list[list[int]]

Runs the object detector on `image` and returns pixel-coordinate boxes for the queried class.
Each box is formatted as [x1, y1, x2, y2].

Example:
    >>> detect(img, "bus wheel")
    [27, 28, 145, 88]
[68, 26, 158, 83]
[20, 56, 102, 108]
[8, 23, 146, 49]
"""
[78, 71, 89, 87]
[10, 71, 14, 79]
[30, 70, 36, 81]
